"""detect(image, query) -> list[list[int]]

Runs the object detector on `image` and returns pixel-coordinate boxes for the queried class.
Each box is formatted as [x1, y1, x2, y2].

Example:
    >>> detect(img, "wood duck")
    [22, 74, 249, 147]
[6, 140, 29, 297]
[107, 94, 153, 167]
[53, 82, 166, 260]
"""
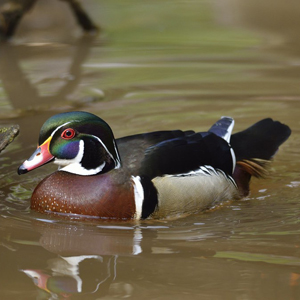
[18, 111, 291, 220]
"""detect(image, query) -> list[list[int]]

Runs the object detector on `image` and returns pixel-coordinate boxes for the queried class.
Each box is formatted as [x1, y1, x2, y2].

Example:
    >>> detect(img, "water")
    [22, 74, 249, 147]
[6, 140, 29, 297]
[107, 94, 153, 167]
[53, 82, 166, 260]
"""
[1, 0, 300, 299]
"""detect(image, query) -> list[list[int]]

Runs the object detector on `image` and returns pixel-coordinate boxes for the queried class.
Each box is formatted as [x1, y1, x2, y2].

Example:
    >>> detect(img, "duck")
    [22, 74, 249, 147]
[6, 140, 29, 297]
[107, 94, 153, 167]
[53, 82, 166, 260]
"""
[18, 111, 291, 220]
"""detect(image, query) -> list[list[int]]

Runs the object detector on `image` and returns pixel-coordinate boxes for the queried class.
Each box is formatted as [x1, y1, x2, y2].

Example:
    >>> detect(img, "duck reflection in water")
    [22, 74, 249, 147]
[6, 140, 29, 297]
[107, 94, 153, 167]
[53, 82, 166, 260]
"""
[20, 220, 144, 299]
[22, 256, 117, 299]
[18, 217, 217, 299]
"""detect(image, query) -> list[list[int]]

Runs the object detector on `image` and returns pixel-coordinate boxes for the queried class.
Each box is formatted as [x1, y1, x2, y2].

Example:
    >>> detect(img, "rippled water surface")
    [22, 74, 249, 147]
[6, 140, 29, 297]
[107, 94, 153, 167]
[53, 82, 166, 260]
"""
[1, 0, 300, 299]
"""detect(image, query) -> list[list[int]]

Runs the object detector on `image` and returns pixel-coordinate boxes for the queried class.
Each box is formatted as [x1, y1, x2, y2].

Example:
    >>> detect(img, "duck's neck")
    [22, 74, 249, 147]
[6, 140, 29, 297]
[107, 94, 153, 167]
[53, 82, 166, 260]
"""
[55, 138, 122, 176]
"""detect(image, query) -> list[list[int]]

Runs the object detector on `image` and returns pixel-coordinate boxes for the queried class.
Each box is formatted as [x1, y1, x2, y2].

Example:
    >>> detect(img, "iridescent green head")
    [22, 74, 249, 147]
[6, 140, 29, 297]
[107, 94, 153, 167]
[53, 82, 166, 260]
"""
[18, 111, 121, 176]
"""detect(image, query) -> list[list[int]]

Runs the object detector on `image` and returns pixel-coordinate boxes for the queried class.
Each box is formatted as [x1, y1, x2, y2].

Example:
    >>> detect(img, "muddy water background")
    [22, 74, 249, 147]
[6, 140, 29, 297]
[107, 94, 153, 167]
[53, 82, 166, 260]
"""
[1, 0, 300, 299]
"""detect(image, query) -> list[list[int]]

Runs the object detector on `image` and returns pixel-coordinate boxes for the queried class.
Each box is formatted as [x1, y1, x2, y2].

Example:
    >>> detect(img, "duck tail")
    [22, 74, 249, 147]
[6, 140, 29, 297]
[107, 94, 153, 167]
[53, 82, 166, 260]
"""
[230, 118, 291, 196]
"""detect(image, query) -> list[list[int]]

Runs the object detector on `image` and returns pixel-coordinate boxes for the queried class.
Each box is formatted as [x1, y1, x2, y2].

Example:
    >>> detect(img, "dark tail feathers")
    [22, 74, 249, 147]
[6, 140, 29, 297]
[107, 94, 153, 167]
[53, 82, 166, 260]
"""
[230, 118, 291, 196]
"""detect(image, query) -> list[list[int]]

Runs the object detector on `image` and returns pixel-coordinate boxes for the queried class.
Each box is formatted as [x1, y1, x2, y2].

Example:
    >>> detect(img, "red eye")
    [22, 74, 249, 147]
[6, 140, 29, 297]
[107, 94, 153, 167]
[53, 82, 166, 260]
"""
[61, 128, 75, 139]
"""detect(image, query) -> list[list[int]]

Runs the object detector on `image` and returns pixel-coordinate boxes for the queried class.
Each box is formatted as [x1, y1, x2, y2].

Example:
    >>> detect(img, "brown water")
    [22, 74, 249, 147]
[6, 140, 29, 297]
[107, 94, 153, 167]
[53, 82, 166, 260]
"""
[1, 0, 300, 299]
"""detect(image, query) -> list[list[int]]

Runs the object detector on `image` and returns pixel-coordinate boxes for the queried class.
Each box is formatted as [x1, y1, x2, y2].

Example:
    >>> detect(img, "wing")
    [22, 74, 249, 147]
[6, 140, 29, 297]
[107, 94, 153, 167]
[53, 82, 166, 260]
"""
[116, 130, 195, 175]
[139, 132, 234, 179]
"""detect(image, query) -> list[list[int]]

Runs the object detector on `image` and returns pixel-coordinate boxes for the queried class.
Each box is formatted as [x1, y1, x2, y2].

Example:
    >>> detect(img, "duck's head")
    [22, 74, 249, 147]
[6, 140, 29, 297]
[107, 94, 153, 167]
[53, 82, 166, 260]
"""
[18, 111, 121, 176]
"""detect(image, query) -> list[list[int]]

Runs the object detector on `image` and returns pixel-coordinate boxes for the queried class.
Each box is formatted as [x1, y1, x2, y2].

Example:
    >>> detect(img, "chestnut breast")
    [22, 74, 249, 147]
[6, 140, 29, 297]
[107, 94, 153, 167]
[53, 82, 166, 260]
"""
[31, 170, 136, 219]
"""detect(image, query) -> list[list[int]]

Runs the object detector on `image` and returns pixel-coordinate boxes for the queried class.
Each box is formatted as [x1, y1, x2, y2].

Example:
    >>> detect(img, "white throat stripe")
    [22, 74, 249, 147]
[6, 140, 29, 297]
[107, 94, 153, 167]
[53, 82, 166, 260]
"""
[56, 140, 106, 175]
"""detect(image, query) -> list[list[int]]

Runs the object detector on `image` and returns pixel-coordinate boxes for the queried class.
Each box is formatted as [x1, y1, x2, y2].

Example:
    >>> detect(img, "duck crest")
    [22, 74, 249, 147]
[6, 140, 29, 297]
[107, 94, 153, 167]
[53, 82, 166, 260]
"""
[18, 111, 291, 220]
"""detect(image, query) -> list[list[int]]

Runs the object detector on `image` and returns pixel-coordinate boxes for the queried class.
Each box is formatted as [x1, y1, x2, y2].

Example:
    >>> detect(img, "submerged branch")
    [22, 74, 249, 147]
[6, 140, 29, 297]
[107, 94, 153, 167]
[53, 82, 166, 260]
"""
[0, 124, 19, 153]
[61, 0, 98, 33]
[0, 0, 98, 40]
[0, 0, 37, 39]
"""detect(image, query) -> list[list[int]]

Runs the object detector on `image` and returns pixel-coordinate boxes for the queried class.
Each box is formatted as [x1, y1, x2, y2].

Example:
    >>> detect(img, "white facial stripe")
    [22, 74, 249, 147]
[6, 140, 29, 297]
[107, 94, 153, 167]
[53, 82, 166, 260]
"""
[50, 121, 72, 137]
[55, 140, 106, 175]
[132, 176, 144, 220]
[93, 135, 121, 169]
[113, 139, 121, 168]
